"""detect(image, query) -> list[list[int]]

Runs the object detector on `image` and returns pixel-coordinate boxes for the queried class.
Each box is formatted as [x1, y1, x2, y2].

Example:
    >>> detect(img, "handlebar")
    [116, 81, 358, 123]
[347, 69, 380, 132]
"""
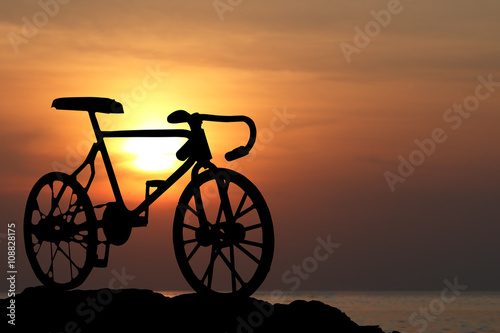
[168, 110, 256, 161]
[202, 114, 256, 161]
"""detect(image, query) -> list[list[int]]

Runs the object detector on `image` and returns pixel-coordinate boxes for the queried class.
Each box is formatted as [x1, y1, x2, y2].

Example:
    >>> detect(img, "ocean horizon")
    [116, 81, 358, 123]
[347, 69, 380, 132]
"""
[159, 290, 500, 333]
[3, 290, 499, 332]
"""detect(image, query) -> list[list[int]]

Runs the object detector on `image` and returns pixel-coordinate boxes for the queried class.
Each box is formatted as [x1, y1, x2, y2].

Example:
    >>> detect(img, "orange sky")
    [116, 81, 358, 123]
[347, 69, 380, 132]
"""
[1, 0, 500, 292]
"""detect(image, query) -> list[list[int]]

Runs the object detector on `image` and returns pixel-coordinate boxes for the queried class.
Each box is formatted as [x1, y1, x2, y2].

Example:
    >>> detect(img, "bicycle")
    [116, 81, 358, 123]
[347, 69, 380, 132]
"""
[24, 97, 274, 297]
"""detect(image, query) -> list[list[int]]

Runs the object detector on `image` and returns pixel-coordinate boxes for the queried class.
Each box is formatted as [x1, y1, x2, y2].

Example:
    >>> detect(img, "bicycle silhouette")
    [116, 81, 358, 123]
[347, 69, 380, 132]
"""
[24, 97, 274, 297]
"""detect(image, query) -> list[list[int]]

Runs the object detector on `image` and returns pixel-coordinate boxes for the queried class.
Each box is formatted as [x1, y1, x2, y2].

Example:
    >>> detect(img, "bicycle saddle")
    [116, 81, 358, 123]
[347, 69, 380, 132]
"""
[52, 97, 124, 114]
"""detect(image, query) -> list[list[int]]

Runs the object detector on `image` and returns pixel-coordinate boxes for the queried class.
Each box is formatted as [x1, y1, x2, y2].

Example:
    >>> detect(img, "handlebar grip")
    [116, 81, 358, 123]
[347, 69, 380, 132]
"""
[225, 146, 249, 161]
[168, 110, 190, 124]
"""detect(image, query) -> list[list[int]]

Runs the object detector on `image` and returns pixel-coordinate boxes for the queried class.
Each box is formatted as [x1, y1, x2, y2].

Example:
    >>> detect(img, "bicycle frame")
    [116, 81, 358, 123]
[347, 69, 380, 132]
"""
[72, 111, 197, 219]
[65, 105, 256, 229]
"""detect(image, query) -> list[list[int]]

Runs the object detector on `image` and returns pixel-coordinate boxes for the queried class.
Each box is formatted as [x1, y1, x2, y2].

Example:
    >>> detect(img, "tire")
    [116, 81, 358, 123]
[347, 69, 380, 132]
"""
[173, 168, 274, 298]
[24, 172, 97, 289]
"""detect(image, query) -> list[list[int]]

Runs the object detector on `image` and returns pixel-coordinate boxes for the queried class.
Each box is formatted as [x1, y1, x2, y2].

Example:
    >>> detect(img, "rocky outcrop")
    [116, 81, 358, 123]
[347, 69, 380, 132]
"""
[1, 287, 400, 332]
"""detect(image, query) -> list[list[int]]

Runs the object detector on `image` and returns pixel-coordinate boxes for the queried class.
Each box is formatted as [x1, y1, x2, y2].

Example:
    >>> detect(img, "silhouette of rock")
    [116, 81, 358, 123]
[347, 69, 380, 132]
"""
[1, 287, 401, 333]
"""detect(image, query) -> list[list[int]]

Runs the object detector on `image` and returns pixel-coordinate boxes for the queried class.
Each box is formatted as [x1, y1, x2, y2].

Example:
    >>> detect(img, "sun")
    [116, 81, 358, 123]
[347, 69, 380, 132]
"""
[123, 137, 183, 172]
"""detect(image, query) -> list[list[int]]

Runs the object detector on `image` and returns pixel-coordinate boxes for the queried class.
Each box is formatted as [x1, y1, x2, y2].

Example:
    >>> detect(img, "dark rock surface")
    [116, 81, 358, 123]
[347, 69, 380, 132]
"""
[1, 287, 400, 332]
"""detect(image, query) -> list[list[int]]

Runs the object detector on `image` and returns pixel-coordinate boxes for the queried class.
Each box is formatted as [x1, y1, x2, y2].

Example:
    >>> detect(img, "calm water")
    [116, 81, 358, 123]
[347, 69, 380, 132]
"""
[3, 290, 499, 332]
[160, 290, 500, 333]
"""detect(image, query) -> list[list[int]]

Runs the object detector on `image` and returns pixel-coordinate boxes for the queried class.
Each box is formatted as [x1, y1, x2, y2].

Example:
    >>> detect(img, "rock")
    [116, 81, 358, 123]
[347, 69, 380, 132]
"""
[1, 287, 400, 333]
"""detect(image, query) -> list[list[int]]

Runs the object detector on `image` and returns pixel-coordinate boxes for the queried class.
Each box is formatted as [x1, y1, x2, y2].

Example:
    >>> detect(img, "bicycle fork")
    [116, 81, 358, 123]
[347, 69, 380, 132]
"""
[191, 165, 239, 250]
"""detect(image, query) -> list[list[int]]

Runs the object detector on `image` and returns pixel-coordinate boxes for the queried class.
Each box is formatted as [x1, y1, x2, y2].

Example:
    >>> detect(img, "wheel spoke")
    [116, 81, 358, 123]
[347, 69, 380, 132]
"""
[68, 192, 78, 214]
[33, 241, 43, 255]
[218, 249, 245, 287]
[234, 243, 261, 264]
[186, 243, 201, 262]
[244, 223, 262, 231]
[216, 178, 234, 223]
[48, 242, 56, 279]
[32, 200, 46, 220]
[234, 193, 248, 220]
[201, 247, 218, 288]
[69, 236, 88, 250]
[55, 243, 81, 272]
[183, 238, 197, 245]
[234, 204, 255, 221]
[49, 182, 69, 217]
[183, 223, 198, 231]
[66, 204, 85, 223]
[240, 239, 263, 248]
[74, 221, 90, 232]
[180, 203, 198, 217]
[37, 208, 46, 221]
[49, 182, 55, 214]
[215, 201, 223, 224]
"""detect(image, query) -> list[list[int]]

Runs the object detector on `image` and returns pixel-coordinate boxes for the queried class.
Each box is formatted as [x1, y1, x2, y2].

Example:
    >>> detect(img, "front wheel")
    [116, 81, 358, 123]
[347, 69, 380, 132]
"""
[173, 168, 274, 298]
[24, 172, 97, 289]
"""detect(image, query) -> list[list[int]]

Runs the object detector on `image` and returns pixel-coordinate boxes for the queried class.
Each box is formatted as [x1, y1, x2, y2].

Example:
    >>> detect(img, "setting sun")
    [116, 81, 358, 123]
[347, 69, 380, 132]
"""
[123, 137, 183, 172]
[2, 3, 500, 323]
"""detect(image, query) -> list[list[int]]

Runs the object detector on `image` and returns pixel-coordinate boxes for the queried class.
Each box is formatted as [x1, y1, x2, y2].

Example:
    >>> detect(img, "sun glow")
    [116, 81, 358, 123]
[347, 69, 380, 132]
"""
[123, 137, 184, 172]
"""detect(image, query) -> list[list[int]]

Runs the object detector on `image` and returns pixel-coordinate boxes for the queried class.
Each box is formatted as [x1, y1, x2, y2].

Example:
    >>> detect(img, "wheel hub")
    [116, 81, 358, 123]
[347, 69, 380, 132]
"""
[196, 222, 246, 248]
[195, 227, 213, 247]
[35, 215, 76, 244]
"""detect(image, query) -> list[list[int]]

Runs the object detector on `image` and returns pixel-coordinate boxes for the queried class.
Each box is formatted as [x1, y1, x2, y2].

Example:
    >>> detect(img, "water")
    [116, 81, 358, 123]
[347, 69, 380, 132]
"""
[3, 290, 499, 332]
[160, 290, 500, 333]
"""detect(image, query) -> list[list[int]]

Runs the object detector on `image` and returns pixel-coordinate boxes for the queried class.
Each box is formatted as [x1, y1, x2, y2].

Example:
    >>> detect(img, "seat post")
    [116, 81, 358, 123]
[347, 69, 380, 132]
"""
[88, 111, 103, 142]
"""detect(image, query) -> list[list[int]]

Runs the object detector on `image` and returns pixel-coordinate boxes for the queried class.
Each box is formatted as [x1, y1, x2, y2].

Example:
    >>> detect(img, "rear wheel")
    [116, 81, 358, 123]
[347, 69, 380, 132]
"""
[24, 172, 97, 289]
[173, 168, 274, 298]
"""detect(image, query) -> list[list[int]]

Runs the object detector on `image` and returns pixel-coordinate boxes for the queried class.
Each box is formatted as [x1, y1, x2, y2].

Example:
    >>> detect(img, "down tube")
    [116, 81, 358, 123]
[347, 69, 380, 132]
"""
[132, 158, 196, 216]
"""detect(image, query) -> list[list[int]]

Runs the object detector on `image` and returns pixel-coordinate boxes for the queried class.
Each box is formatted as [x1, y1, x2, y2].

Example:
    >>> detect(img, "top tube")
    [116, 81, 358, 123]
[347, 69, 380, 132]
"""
[101, 129, 191, 139]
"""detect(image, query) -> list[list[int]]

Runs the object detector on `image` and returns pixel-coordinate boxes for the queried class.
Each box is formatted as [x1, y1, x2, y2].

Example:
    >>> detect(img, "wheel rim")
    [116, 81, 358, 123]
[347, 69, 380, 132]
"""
[24, 172, 97, 289]
[173, 169, 274, 297]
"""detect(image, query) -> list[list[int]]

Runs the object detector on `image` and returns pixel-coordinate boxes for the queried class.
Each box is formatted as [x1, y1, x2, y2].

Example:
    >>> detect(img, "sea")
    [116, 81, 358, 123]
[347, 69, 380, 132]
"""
[159, 290, 500, 333]
[3, 290, 499, 332]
